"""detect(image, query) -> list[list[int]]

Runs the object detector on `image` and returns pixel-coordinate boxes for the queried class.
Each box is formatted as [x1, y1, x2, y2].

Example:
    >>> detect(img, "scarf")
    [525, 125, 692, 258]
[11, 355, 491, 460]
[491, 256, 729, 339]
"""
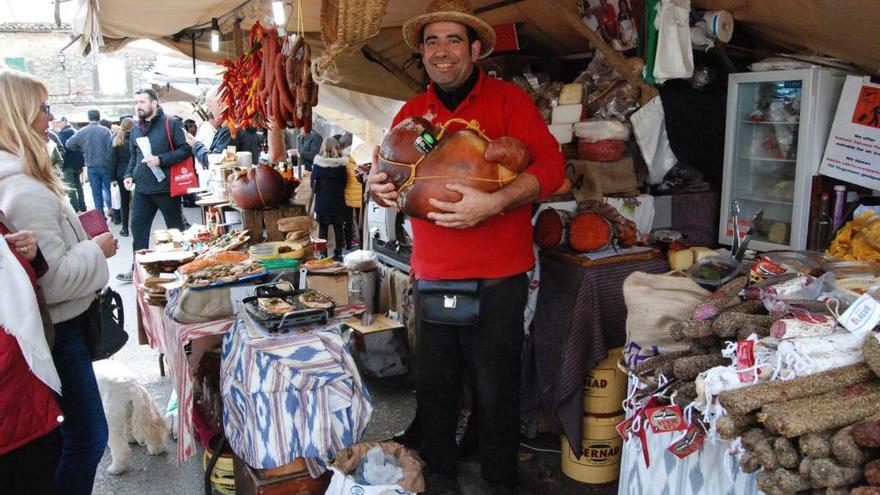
[0, 239, 61, 393]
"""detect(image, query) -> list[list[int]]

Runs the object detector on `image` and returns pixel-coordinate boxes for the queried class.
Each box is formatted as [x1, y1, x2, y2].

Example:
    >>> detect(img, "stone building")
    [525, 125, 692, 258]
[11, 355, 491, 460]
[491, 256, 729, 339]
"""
[0, 22, 158, 122]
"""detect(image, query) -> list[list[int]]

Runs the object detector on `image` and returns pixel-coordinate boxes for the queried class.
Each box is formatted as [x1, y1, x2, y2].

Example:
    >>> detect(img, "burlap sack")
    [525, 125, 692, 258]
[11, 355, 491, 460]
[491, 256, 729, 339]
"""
[622, 271, 709, 369]
[170, 286, 235, 323]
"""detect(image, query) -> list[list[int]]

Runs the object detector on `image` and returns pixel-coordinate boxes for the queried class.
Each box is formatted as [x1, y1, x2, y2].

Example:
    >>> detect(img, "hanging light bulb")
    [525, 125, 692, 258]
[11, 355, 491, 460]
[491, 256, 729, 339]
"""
[210, 18, 220, 52]
[272, 1, 286, 27]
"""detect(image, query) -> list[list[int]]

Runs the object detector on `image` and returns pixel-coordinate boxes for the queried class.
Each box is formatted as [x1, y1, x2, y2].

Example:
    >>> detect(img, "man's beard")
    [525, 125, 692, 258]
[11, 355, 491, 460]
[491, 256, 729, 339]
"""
[137, 108, 155, 120]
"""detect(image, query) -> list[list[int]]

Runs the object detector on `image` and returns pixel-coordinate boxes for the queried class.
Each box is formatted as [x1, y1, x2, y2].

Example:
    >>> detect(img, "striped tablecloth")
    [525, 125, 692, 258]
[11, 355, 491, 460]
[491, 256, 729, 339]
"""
[221, 317, 373, 477]
[134, 265, 235, 463]
[521, 253, 669, 454]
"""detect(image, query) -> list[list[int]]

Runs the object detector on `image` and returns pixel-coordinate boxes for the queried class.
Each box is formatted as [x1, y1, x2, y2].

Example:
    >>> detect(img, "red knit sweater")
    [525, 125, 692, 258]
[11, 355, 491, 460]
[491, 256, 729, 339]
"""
[393, 70, 565, 280]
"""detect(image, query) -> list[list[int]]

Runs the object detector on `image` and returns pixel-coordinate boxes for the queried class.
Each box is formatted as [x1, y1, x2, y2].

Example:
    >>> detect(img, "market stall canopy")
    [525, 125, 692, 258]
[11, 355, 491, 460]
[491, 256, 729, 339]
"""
[692, 0, 880, 75]
[73, 0, 880, 109]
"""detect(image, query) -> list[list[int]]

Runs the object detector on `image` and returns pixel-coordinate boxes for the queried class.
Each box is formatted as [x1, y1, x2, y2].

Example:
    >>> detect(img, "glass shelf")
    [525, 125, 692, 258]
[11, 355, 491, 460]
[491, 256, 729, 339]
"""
[741, 120, 800, 125]
[738, 157, 797, 163]
[736, 196, 794, 206]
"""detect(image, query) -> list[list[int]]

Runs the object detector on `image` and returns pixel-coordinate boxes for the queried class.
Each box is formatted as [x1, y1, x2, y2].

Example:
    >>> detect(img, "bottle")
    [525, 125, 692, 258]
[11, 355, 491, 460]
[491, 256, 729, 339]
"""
[831, 185, 847, 235]
[811, 193, 831, 251]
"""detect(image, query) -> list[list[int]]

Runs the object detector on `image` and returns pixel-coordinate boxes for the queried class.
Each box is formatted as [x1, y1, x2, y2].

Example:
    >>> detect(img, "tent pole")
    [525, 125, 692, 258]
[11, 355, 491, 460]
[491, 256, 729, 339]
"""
[550, 0, 658, 106]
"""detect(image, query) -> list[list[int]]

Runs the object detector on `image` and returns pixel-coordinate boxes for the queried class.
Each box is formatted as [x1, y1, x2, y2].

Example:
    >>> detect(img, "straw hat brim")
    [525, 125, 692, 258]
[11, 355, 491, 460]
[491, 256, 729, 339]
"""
[402, 11, 496, 59]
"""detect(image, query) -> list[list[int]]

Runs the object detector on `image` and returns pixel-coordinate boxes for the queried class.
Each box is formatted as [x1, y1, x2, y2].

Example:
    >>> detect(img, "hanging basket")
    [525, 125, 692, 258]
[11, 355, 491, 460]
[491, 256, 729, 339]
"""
[314, 0, 389, 81]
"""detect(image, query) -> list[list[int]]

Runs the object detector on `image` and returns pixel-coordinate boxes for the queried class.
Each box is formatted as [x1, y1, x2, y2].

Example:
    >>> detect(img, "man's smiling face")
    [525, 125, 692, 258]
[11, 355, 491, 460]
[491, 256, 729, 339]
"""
[420, 21, 481, 91]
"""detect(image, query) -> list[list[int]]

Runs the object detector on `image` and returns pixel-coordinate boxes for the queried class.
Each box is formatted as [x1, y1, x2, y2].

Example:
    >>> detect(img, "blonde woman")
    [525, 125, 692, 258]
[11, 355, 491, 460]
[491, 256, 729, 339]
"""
[312, 137, 349, 260]
[0, 69, 117, 495]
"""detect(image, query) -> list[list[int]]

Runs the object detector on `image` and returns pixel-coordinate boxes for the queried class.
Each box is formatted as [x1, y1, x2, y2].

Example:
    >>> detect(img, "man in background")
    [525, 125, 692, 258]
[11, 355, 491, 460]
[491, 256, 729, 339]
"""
[292, 127, 322, 171]
[53, 117, 87, 212]
[65, 109, 113, 220]
[183, 119, 198, 137]
[186, 86, 260, 167]
[118, 88, 191, 282]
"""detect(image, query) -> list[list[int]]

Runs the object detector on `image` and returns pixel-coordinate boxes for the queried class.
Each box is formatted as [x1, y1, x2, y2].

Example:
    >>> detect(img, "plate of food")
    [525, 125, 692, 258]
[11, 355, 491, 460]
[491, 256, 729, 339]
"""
[186, 259, 268, 289]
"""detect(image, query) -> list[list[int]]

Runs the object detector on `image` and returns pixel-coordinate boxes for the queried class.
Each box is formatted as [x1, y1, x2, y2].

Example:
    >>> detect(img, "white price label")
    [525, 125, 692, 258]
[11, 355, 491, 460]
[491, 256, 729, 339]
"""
[837, 293, 880, 337]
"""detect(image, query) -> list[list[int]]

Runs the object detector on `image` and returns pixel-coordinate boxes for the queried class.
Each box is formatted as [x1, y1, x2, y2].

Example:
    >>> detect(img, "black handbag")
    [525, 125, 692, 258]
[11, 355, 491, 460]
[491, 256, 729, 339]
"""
[84, 286, 128, 361]
[417, 279, 481, 326]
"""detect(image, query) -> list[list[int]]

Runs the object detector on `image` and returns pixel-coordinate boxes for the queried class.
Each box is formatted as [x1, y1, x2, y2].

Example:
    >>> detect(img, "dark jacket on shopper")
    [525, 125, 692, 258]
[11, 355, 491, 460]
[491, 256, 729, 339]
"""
[124, 108, 191, 195]
[296, 131, 322, 170]
[57, 125, 85, 170]
[111, 132, 132, 181]
[193, 126, 261, 168]
[65, 121, 112, 169]
[311, 155, 349, 222]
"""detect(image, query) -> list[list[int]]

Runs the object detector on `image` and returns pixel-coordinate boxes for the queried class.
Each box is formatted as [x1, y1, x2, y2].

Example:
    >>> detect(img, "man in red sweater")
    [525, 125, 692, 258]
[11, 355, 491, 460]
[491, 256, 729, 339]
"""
[368, 2, 564, 493]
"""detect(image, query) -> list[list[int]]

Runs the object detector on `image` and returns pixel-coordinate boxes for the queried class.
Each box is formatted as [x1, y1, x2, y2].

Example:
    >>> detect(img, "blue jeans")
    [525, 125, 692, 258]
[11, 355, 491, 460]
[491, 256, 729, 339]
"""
[86, 166, 112, 213]
[52, 312, 108, 495]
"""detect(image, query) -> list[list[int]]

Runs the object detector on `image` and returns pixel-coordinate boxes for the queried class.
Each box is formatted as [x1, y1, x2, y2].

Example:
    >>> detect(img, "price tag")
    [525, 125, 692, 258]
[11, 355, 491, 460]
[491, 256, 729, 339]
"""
[736, 339, 757, 383]
[645, 405, 687, 434]
[667, 422, 706, 459]
[837, 293, 880, 337]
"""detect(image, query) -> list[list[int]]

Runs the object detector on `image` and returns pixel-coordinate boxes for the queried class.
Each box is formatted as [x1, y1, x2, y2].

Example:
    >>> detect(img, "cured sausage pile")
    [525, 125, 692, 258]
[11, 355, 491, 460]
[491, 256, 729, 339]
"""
[624, 261, 880, 493]
[217, 22, 319, 137]
[533, 200, 639, 253]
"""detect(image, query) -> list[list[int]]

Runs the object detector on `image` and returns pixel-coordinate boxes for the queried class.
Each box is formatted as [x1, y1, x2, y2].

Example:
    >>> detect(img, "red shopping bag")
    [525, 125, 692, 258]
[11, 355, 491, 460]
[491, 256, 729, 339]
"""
[165, 118, 199, 197]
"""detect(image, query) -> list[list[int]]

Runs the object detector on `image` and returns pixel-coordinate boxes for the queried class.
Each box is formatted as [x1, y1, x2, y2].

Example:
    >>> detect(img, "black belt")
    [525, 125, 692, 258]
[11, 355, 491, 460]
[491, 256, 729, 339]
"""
[481, 273, 527, 288]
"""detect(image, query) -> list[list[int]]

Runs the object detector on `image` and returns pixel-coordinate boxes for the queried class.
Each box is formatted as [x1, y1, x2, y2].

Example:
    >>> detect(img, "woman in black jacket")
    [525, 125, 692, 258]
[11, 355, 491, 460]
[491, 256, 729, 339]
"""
[311, 137, 349, 260]
[111, 118, 133, 236]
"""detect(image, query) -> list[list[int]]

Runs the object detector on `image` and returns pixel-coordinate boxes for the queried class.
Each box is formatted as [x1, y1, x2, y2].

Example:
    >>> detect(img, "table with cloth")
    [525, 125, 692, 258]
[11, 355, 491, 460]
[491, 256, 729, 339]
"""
[521, 250, 668, 453]
[133, 264, 235, 463]
[221, 316, 373, 477]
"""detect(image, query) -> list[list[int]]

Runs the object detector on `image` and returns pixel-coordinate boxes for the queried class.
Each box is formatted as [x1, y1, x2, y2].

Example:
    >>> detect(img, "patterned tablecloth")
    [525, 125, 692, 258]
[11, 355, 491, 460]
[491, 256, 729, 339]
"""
[618, 381, 757, 495]
[221, 316, 373, 477]
[521, 252, 669, 454]
[133, 265, 235, 464]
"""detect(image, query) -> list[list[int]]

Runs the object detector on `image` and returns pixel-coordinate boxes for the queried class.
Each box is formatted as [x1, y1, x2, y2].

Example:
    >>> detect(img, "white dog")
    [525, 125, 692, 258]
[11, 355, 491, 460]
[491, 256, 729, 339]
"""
[93, 360, 168, 474]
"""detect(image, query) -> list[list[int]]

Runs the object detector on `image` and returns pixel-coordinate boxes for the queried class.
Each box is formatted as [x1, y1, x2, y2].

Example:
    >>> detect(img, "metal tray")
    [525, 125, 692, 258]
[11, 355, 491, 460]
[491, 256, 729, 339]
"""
[187, 271, 268, 291]
[241, 288, 334, 333]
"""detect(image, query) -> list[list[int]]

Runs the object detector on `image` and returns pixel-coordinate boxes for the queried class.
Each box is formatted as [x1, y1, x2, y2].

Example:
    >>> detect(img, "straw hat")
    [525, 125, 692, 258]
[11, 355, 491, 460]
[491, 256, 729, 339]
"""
[402, 0, 496, 59]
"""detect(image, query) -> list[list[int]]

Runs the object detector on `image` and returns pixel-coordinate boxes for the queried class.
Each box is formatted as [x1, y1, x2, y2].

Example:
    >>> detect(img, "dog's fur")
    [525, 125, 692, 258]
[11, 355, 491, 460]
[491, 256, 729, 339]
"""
[93, 360, 168, 474]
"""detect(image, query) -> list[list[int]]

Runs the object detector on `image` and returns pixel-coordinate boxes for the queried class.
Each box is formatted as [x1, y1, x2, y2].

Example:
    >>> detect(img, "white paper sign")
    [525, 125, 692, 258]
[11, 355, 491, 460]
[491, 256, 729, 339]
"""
[818, 76, 880, 189]
[837, 293, 880, 338]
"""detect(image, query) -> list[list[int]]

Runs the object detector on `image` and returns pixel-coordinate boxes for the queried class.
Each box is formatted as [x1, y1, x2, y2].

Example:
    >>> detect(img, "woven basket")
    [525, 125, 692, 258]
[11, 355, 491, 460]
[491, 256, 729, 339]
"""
[315, 0, 389, 81]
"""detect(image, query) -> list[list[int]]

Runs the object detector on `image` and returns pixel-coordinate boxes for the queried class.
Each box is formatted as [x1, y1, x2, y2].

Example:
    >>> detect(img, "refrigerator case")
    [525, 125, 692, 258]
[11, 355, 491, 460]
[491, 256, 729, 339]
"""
[719, 68, 845, 251]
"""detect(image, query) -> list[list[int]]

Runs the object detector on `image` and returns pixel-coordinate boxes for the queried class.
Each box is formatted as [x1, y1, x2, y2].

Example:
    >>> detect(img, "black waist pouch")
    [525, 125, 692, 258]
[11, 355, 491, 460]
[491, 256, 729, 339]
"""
[417, 279, 481, 326]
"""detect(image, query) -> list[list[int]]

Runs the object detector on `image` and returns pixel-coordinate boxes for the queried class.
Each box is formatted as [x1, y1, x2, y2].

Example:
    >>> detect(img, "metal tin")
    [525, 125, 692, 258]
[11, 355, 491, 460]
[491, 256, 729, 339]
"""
[688, 255, 743, 289]
[763, 251, 821, 274]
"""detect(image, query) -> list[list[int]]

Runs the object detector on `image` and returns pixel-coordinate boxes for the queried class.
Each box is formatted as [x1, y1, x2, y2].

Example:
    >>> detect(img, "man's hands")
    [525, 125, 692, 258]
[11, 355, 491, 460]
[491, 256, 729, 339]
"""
[184, 130, 196, 147]
[366, 146, 398, 208]
[143, 155, 160, 167]
[123, 177, 134, 190]
[427, 183, 502, 229]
